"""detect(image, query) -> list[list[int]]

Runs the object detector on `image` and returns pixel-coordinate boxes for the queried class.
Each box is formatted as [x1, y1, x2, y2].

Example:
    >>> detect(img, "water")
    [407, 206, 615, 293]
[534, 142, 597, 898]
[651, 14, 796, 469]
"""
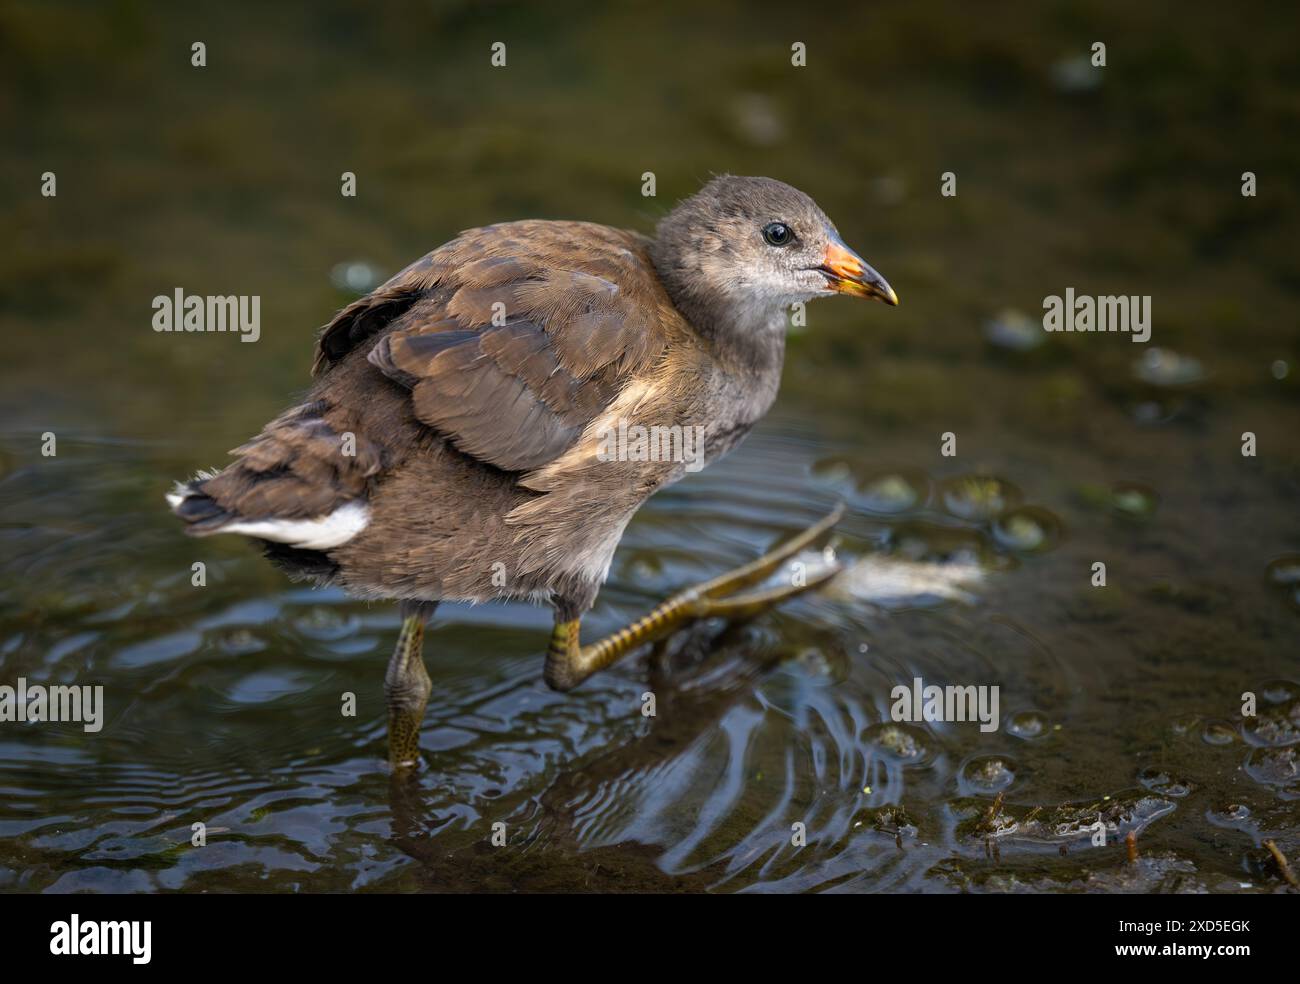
[1, 1, 1297, 893]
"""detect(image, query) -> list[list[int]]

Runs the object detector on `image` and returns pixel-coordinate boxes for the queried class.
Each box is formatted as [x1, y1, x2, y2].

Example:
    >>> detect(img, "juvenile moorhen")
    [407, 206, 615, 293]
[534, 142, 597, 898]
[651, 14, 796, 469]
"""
[168, 175, 897, 767]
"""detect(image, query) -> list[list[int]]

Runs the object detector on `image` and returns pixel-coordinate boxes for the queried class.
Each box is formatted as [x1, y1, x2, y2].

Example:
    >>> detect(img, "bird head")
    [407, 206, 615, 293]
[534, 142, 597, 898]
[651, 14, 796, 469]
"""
[651, 175, 898, 337]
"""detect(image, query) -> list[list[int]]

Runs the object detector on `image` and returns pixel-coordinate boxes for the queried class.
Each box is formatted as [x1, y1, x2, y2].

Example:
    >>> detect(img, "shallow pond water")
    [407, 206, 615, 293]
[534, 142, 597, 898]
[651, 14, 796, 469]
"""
[1, 1, 1297, 893]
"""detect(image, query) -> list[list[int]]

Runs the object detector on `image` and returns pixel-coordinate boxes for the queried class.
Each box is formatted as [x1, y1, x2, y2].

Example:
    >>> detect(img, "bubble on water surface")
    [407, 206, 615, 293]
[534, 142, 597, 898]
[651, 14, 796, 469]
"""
[1241, 697, 1300, 748]
[809, 455, 855, 487]
[809, 460, 928, 515]
[1110, 482, 1159, 520]
[992, 506, 1061, 552]
[1201, 720, 1237, 746]
[984, 309, 1043, 351]
[1137, 768, 1196, 797]
[959, 755, 1016, 793]
[1168, 714, 1201, 737]
[1206, 803, 1251, 827]
[1259, 679, 1300, 704]
[1265, 555, 1300, 609]
[940, 475, 1021, 521]
[864, 722, 930, 766]
[1244, 745, 1299, 794]
[792, 646, 836, 679]
[1135, 347, 1206, 387]
[859, 471, 927, 514]
[217, 629, 265, 655]
[1006, 710, 1050, 740]
[292, 606, 360, 642]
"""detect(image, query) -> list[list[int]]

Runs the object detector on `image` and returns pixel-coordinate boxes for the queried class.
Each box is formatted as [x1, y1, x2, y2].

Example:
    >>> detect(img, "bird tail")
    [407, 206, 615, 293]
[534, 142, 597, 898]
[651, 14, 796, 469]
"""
[164, 402, 381, 550]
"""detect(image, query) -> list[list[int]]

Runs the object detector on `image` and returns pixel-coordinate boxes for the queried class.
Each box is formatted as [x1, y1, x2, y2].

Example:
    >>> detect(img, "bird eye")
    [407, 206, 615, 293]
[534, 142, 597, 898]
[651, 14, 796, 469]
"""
[762, 222, 794, 247]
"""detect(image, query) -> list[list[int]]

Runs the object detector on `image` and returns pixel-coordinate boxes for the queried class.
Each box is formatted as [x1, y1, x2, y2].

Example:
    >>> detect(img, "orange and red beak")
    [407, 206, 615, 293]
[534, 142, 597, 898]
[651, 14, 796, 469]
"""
[818, 236, 899, 305]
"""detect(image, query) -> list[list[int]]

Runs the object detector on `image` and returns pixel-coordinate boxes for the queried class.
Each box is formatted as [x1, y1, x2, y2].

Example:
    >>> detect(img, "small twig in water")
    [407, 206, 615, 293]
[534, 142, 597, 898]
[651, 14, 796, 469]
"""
[978, 791, 1005, 835]
[1263, 839, 1299, 889]
[1125, 830, 1138, 864]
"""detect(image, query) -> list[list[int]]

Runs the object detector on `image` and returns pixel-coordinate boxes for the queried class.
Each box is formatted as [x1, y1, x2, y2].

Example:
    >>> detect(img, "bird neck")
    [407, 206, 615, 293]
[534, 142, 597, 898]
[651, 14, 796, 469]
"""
[701, 300, 789, 375]
[653, 266, 789, 373]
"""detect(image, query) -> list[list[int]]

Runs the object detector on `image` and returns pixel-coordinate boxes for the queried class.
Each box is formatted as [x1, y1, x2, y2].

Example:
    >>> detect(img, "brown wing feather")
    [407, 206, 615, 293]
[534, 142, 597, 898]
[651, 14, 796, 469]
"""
[346, 221, 673, 473]
[175, 222, 681, 538]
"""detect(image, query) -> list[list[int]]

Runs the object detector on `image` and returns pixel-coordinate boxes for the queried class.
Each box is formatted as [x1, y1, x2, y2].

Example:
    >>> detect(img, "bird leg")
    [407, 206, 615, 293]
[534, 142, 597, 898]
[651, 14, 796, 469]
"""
[385, 600, 437, 769]
[545, 504, 843, 691]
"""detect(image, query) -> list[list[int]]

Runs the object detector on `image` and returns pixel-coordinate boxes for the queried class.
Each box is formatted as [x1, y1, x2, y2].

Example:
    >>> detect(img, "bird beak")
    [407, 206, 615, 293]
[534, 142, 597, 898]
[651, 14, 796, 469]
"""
[818, 237, 899, 305]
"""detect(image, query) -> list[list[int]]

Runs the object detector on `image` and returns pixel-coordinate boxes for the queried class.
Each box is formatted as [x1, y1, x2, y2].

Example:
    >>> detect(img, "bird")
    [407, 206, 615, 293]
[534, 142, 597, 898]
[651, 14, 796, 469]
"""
[167, 175, 898, 768]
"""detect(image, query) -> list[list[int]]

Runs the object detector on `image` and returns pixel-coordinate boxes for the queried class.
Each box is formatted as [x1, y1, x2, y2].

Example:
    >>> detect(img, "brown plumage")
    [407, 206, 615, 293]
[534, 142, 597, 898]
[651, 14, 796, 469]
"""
[168, 175, 896, 630]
